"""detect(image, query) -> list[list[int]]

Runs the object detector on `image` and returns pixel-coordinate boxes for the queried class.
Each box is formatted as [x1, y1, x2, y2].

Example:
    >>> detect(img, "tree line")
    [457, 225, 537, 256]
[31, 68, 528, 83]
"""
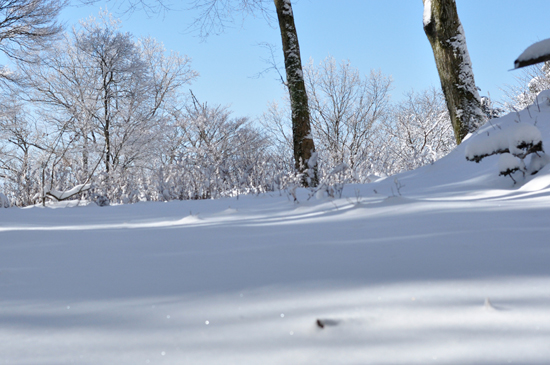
[0, 0, 532, 206]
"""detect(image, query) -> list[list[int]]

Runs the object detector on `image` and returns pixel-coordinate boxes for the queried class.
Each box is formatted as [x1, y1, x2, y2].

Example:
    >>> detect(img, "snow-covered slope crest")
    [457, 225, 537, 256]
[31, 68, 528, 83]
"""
[465, 122, 542, 162]
[463, 90, 550, 179]
[14, 90, 550, 210]
[470, 89, 550, 142]
[338, 90, 550, 199]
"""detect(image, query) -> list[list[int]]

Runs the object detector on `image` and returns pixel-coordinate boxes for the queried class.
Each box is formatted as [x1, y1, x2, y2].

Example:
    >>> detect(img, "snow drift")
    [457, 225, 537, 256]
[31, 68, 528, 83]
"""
[2, 92, 550, 364]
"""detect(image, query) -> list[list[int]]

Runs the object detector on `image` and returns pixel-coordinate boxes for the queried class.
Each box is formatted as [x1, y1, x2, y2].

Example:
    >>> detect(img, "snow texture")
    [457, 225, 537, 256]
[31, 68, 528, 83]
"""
[3, 91, 550, 363]
[498, 153, 521, 175]
[446, 24, 484, 131]
[282, 0, 293, 16]
[0, 65, 12, 78]
[529, 152, 550, 173]
[423, 0, 432, 26]
[515, 38, 550, 68]
[465, 123, 542, 162]
[46, 183, 92, 201]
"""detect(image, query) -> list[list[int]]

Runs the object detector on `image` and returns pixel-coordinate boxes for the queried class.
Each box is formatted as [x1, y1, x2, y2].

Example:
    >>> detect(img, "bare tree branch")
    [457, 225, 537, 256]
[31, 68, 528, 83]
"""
[0, 0, 67, 70]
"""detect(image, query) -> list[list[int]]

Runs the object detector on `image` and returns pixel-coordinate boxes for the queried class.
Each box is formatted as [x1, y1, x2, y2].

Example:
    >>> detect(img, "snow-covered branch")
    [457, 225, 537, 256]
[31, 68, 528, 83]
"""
[465, 123, 543, 163]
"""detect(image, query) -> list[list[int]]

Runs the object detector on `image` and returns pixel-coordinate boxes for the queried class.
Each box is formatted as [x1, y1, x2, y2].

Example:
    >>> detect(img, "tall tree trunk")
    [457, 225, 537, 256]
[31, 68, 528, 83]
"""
[422, 0, 484, 144]
[274, 0, 317, 187]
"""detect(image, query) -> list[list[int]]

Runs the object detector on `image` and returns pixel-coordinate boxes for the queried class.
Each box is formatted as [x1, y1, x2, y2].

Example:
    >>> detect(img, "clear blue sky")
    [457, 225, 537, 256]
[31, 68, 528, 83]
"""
[58, 1, 550, 120]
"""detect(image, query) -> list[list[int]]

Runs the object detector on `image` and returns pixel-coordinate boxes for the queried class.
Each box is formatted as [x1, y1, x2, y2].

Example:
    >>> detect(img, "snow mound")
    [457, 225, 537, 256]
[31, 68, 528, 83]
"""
[498, 153, 521, 176]
[465, 123, 542, 162]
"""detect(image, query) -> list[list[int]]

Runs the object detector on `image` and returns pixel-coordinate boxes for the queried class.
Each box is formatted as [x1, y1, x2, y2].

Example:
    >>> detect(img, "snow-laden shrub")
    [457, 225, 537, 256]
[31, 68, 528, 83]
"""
[465, 123, 543, 163]
[528, 152, 550, 173]
[498, 153, 523, 183]
[304, 56, 393, 178]
[313, 162, 348, 199]
[466, 122, 545, 182]
[155, 95, 278, 201]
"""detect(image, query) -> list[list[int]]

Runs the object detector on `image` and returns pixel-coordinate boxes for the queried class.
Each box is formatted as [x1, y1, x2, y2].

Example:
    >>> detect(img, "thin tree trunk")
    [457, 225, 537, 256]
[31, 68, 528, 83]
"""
[103, 74, 111, 173]
[422, 0, 484, 144]
[274, 0, 317, 187]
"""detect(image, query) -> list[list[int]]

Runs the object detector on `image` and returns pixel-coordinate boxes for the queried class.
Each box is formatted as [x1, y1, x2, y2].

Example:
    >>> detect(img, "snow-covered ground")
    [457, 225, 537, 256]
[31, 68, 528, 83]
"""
[2, 94, 550, 364]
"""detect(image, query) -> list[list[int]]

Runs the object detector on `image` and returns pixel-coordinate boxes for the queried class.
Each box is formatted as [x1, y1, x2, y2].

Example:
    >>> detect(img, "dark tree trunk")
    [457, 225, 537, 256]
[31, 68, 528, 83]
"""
[274, 0, 317, 186]
[422, 0, 484, 144]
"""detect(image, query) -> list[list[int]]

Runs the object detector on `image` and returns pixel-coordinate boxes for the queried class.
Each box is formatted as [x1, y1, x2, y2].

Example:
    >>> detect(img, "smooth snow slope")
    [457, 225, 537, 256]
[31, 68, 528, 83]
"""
[2, 93, 550, 364]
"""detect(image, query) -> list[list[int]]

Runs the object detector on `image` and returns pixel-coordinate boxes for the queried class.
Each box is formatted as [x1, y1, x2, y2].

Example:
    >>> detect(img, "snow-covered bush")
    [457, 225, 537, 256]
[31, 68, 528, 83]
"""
[465, 123, 543, 162]
[466, 122, 545, 182]
[498, 153, 523, 183]
[313, 162, 348, 199]
[528, 151, 550, 173]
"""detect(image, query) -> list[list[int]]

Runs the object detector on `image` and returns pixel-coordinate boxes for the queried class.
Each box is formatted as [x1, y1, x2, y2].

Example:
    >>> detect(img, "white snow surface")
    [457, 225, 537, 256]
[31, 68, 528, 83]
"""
[529, 151, 550, 173]
[423, 0, 432, 26]
[3, 92, 550, 363]
[465, 122, 542, 160]
[515, 38, 550, 66]
[498, 153, 521, 173]
[46, 183, 92, 201]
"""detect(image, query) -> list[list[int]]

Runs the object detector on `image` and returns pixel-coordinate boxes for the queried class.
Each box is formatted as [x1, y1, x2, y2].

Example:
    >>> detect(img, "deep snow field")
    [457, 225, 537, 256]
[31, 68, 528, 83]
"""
[2, 93, 550, 364]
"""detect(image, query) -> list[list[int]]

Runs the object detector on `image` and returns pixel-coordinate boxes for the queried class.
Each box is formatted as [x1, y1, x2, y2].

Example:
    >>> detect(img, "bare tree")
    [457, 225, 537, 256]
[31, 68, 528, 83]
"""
[187, 0, 271, 38]
[86, 0, 318, 186]
[263, 56, 393, 184]
[18, 11, 197, 201]
[261, 99, 293, 167]
[422, 0, 484, 144]
[0, 0, 67, 83]
[304, 56, 392, 172]
[0, 91, 43, 206]
[382, 88, 455, 174]
[187, 0, 317, 186]
[159, 92, 272, 200]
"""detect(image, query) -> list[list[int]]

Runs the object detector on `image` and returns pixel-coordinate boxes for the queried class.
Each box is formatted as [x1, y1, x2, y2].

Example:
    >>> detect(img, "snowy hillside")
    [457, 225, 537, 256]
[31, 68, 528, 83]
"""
[1, 93, 550, 364]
